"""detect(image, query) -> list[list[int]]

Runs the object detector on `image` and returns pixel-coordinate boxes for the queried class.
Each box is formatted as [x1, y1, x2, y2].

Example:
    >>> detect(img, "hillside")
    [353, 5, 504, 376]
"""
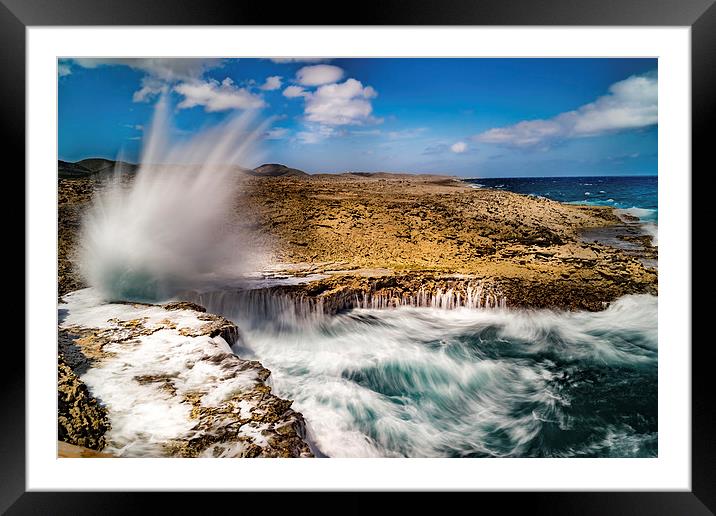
[250, 163, 308, 177]
[58, 158, 138, 179]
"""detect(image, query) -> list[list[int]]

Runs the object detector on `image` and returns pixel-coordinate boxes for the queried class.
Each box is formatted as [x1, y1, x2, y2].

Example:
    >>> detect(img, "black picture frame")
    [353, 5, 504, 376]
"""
[7, 0, 712, 513]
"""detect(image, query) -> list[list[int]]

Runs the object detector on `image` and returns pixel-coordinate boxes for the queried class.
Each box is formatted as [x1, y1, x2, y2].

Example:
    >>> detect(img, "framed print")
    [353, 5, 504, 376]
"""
[8, 0, 713, 512]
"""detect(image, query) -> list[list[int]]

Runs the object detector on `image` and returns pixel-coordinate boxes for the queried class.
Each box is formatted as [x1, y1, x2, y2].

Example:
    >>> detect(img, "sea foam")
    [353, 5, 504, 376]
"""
[188, 290, 658, 458]
[79, 96, 269, 301]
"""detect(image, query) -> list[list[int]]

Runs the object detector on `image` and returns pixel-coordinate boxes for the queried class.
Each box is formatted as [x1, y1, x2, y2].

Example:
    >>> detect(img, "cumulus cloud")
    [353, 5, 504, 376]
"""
[475, 71, 658, 148]
[260, 75, 283, 91]
[174, 78, 265, 112]
[70, 58, 223, 81]
[283, 85, 308, 98]
[70, 58, 228, 104]
[296, 64, 344, 86]
[303, 78, 379, 126]
[450, 141, 468, 153]
[133, 76, 168, 102]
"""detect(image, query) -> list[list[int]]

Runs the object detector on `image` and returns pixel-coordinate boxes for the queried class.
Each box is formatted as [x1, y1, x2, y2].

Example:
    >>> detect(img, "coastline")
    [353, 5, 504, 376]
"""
[57, 171, 658, 456]
[59, 289, 313, 457]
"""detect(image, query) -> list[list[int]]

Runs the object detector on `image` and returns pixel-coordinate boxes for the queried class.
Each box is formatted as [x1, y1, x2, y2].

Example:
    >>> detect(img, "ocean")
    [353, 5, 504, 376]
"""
[178, 175, 660, 458]
[189, 290, 658, 458]
[465, 176, 658, 222]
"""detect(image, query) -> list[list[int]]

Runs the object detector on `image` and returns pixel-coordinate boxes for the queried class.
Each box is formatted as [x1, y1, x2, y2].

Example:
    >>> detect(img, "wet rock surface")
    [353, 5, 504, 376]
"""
[58, 178, 95, 296]
[217, 268, 656, 316]
[579, 224, 658, 268]
[58, 292, 312, 458]
[58, 351, 110, 451]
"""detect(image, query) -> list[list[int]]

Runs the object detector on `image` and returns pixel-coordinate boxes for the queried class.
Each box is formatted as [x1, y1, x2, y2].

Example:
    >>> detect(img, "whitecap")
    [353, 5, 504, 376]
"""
[190, 291, 658, 458]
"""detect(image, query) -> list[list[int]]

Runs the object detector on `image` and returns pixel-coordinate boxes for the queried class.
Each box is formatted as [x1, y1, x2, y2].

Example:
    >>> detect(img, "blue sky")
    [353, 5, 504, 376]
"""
[58, 58, 657, 177]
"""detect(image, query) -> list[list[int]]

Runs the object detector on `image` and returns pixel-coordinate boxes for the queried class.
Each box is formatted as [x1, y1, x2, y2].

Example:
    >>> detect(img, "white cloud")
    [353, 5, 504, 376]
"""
[265, 127, 289, 139]
[270, 58, 330, 64]
[296, 65, 344, 86]
[260, 75, 283, 91]
[71, 58, 223, 81]
[450, 141, 468, 153]
[174, 78, 265, 112]
[475, 71, 658, 148]
[70, 58, 226, 103]
[303, 78, 379, 126]
[58, 63, 71, 77]
[133, 76, 167, 102]
[283, 85, 308, 98]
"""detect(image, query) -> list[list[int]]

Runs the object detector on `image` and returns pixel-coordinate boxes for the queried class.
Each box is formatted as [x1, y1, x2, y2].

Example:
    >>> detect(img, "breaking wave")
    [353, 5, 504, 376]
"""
[79, 96, 269, 301]
[193, 291, 658, 458]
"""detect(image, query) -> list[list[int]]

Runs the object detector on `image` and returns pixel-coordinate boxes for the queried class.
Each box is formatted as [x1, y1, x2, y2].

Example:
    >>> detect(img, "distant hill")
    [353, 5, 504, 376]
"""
[249, 163, 308, 177]
[77, 158, 137, 174]
[58, 158, 138, 179]
[58, 159, 308, 179]
[58, 160, 93, 178]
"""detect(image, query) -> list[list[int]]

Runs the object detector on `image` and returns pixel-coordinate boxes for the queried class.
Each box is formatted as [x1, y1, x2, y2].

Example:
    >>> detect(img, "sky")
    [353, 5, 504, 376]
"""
[58, 58, 657, 177]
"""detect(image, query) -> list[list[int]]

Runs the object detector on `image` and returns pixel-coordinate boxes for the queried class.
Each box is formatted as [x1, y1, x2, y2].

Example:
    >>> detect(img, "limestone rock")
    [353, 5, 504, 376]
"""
[58, 289, 313, 458]
[57, 354, 110, 451]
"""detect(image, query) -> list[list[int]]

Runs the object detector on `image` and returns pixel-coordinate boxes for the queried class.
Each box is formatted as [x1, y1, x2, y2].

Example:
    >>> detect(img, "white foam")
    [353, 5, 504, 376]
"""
[78, 96, 270, 302]
[227, 294, 657, 457]
[59, 288, 264, 457]
[642, 222, 659, 246]
[615, 207, 659, 246]
[618, 207, 658, 219]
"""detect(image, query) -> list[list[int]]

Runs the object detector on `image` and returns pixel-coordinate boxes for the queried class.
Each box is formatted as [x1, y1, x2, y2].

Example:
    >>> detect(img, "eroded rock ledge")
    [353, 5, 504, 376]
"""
[58, 289, 312, 458]
[190, 269, 657, 319]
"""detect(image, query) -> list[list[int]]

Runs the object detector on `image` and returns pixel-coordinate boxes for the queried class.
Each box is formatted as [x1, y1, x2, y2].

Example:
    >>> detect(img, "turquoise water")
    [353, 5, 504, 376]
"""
[193, 292, 658, 458]
[466, 176, 658, 223]
[175, 175, 660, 458]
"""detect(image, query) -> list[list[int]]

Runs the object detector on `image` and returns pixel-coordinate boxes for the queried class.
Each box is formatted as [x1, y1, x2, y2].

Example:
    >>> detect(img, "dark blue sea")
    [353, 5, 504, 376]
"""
[465, 176, 658, 223]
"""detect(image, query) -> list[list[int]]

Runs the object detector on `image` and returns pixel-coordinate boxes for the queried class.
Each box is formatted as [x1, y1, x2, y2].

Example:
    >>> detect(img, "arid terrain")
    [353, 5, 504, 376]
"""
[240, 172, 656, 310]
[60, 168, 657, 307]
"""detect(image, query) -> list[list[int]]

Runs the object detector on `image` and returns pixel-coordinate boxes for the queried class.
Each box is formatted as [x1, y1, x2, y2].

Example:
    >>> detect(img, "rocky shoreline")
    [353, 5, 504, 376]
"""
[194, 268, 656, 317]
[58, 290, 312, 457]
[58, 351, 111, 451]
[57, 168, 657, 457]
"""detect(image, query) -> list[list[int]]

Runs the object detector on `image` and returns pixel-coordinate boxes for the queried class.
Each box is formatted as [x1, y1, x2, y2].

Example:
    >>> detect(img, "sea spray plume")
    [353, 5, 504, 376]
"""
[79, 95, 269, 301]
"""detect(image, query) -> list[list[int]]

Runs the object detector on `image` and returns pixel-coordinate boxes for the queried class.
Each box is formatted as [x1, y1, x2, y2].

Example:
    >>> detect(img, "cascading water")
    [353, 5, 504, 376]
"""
[182, 279, 508, 330]
[181, 285, 658, 458]
[79, 96, 269, 301]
